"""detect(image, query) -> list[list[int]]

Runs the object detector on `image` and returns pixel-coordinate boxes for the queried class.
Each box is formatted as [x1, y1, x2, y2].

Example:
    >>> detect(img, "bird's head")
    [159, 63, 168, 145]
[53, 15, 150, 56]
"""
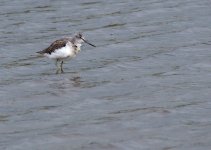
[74, 32, 96, 47]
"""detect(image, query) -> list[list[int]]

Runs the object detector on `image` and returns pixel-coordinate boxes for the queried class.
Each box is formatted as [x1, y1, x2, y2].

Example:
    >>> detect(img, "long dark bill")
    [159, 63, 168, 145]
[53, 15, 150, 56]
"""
[81, 38, 96, 47]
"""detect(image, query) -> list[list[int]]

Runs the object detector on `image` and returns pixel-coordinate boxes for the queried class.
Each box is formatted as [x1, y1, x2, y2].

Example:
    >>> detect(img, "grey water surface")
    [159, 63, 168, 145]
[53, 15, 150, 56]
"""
[1, 0, 211, 150]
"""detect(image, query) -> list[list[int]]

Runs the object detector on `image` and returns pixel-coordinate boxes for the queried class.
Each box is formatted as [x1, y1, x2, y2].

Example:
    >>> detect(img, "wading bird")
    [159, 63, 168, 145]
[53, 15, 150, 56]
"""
[37, 33, 96, 73]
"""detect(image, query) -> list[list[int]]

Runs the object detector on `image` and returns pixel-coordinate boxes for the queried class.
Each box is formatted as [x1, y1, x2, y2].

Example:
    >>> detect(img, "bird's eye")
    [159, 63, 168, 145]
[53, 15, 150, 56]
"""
[79, 33, 82, 38]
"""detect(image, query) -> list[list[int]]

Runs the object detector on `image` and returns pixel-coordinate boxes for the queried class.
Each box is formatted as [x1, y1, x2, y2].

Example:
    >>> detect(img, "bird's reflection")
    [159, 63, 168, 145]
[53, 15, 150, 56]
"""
[70, 75, 82, 87]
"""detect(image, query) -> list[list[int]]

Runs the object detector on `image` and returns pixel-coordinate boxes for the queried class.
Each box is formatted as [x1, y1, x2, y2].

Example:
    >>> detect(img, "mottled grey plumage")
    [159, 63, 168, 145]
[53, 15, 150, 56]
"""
[37, 38, 72, 55]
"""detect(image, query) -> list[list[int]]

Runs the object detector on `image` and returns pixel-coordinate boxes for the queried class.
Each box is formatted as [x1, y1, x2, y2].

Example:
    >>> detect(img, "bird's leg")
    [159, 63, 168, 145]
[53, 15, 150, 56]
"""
[60, 61, 64, 73]
[55, 59, 60, 74]
[55, 59, 59, 68]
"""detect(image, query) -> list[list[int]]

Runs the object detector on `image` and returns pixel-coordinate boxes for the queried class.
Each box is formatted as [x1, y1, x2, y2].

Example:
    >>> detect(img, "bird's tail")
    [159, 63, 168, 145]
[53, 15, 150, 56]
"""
[36, 50, 45, 54]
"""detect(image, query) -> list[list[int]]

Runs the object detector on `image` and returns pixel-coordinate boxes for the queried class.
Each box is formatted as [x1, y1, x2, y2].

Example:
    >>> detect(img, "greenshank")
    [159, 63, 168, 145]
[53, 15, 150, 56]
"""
[37, 33, 96, 73]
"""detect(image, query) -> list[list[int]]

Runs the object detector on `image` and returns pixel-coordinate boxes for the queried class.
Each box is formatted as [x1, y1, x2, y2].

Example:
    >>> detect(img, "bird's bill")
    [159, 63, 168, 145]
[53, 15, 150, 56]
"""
[81, 38, 96, 47]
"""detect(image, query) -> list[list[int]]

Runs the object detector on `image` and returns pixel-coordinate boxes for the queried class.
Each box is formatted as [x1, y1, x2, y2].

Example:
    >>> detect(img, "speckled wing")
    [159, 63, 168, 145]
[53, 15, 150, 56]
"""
[37, 38, 71, 54]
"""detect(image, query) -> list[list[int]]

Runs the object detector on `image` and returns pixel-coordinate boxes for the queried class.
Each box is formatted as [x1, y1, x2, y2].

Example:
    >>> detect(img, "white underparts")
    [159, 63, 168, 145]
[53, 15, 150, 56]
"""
[44, 43, 77, 60]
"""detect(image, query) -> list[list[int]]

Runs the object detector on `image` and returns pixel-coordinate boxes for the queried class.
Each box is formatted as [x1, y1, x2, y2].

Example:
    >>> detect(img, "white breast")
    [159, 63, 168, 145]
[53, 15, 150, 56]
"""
[45, 43, 75, 60]
[75, 44, 82, 53]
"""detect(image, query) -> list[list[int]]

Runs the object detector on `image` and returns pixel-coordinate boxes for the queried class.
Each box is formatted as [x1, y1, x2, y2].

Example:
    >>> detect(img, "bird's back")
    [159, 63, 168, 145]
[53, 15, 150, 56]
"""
[37, 38, 72, 55]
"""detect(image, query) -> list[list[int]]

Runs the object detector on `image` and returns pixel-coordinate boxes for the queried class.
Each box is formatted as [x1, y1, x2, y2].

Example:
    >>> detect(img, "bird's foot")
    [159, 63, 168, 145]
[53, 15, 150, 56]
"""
[61, 68, 64, 73]
[56, 68, 64, 74]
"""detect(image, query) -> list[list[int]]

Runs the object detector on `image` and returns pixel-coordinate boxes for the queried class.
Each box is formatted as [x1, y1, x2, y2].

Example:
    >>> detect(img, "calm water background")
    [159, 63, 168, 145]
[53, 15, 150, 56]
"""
[1, 0, 211, 150]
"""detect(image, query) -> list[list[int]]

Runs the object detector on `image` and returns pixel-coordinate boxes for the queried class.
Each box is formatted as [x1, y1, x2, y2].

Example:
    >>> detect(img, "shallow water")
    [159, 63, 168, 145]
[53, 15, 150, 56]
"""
[1, 0, 211, 150]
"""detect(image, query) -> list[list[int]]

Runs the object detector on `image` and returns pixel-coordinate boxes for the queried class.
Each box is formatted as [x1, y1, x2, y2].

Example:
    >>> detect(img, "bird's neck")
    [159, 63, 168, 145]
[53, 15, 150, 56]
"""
[76, 43, 81, 48]
[71, 37, 83, 51]
[74, 43, 82, 52]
